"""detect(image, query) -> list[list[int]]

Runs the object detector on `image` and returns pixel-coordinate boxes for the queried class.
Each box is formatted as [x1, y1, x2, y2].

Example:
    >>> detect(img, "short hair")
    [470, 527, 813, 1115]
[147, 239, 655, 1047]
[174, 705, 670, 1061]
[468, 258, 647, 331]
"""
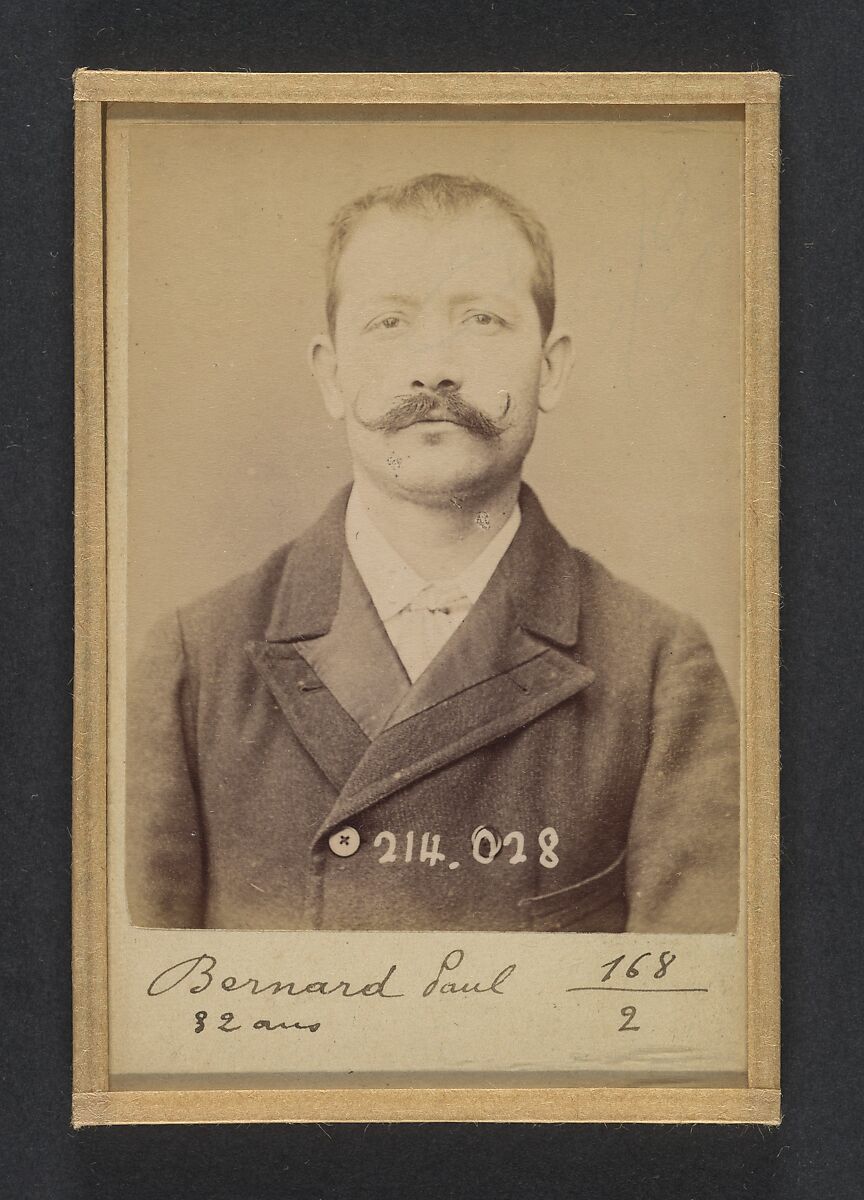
[325, 172, 556, 340]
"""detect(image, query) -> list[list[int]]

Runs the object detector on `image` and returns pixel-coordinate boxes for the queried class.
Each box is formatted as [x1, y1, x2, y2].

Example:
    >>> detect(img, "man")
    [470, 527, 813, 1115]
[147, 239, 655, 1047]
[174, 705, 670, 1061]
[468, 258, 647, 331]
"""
[127, 172, 739, 933]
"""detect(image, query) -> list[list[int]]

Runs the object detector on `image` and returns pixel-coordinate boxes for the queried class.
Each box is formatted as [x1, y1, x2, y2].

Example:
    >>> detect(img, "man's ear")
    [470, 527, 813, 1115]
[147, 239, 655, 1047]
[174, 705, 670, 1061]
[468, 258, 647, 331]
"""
[537, 332, 574, 414]
[308, 335, 344, 421]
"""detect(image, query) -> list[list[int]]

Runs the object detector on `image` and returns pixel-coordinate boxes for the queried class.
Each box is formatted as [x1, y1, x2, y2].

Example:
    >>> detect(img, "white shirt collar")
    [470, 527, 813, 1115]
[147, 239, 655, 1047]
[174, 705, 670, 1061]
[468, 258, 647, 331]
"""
[345, 486, 522, 622]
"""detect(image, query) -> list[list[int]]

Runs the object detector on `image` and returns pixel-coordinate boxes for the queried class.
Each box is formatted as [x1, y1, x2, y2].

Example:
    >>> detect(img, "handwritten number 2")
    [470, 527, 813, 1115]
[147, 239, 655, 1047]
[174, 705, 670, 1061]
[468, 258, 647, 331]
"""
[374, 831, 397, 863]
[503, 831, 527, 864]
[619, 1006, 640, 1032]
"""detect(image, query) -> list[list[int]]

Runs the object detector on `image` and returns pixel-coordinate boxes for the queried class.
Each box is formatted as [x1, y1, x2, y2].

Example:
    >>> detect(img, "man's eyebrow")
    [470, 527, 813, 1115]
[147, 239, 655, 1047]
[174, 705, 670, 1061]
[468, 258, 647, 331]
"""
[448, 290, 520, 312]
[364, 292, 418, 307]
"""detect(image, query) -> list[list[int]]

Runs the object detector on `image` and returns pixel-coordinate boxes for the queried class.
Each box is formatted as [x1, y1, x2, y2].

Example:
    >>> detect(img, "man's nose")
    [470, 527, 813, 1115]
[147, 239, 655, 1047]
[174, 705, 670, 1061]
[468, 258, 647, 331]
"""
[409, 335, 462, 392]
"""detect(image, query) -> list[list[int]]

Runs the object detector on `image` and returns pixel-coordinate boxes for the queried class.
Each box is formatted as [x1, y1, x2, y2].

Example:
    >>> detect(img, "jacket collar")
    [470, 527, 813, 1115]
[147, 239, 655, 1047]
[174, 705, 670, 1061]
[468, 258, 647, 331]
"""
[265, 486, 349, 643]
[265, 481, 583, 650]
[496, 484, 582, 648]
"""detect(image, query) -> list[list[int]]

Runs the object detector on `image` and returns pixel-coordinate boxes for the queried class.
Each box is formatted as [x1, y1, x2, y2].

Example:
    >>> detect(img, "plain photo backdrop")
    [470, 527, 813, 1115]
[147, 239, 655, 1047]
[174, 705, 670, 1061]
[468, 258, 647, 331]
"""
[111, 105, 744, 695]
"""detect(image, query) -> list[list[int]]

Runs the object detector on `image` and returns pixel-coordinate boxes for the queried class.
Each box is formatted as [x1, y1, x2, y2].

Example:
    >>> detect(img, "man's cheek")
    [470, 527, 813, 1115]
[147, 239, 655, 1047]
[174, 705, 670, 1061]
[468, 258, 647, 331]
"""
[461, 387, 513, 421]
[338, 363, 396, 418]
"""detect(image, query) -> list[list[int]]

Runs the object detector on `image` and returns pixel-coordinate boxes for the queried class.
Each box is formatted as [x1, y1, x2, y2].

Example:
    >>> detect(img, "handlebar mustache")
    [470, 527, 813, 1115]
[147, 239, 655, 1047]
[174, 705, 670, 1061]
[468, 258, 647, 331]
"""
[356, 389, 507, 440]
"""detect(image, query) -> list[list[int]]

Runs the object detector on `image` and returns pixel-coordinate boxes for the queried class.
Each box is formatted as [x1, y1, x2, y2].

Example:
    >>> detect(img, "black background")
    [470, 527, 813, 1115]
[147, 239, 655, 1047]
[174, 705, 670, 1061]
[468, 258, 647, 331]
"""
[2, 1, 862, 1196]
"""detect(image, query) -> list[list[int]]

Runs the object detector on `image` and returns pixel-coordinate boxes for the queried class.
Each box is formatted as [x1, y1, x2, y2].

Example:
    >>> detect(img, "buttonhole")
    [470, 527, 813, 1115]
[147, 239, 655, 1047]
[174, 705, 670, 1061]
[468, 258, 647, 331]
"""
[297, 678, 324, 692]
[509, 675, 531, 694]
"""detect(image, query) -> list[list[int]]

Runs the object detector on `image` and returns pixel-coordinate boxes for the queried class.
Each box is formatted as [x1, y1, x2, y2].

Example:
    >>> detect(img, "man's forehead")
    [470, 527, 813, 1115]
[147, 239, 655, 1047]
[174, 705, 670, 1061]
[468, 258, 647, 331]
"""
[336, 205, 536, 295]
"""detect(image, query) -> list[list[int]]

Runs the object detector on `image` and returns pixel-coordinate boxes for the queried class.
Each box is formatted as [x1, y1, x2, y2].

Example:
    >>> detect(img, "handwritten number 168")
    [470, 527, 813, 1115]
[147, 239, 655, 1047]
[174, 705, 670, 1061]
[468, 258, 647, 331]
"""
[600, 950, 676, 982]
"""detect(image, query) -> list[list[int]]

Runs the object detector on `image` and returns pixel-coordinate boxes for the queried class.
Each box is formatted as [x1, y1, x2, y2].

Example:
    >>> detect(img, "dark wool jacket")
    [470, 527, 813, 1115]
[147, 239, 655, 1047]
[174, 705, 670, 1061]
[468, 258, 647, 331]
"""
[126, 485, 740, 933]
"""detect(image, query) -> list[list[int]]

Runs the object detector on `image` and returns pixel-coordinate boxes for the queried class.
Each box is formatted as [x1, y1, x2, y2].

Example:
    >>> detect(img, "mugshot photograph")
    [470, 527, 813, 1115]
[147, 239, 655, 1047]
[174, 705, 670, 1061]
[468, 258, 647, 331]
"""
[125, 172, 740, 935]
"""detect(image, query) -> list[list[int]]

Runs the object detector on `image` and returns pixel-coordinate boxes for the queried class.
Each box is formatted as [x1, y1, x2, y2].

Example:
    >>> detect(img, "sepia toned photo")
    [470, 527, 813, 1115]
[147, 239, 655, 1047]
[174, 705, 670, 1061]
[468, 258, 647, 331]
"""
[126, 126, 740, 937]
[74, 72, 779, 1124]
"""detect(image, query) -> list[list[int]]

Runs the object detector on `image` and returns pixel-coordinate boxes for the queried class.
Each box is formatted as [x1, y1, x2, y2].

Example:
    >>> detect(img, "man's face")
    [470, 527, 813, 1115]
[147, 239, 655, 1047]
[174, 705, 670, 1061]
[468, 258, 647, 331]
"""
[311, 204, 571, 506]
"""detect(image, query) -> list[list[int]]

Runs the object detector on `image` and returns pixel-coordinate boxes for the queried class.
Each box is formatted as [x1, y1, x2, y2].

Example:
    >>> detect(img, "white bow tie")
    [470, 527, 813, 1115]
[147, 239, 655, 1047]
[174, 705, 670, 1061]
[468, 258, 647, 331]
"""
[394, 583, 473, 680]
[406, 582, 472, 617]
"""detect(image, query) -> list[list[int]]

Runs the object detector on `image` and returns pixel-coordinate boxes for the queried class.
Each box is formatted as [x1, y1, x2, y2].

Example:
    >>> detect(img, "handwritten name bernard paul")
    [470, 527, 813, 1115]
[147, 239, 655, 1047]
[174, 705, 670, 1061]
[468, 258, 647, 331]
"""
[148, 950, 517, 1003]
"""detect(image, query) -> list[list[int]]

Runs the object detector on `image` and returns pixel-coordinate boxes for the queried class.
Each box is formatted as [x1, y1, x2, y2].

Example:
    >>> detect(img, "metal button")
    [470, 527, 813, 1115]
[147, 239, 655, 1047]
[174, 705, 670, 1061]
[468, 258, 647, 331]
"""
[328, 826, 360, 857]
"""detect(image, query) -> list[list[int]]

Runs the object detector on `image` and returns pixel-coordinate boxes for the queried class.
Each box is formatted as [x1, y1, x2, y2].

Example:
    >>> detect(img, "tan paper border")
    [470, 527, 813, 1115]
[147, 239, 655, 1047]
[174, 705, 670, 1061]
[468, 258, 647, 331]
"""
[72, 69, 780, 1126]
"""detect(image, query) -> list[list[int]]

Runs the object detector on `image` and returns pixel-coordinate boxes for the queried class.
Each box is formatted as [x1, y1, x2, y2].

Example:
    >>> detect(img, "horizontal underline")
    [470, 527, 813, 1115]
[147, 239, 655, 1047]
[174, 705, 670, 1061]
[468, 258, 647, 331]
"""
[565, 986, 709, 993]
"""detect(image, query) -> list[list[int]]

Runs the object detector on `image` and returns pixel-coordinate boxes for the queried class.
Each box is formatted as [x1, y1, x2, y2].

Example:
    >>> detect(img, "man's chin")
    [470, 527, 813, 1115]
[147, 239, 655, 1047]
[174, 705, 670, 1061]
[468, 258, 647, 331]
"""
[375, 455, 507, 506]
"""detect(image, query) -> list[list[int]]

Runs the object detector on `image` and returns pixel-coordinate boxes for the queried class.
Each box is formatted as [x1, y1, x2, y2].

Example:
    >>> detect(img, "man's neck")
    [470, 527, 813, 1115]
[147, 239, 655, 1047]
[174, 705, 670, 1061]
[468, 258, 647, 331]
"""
[351, 471, 522, 580]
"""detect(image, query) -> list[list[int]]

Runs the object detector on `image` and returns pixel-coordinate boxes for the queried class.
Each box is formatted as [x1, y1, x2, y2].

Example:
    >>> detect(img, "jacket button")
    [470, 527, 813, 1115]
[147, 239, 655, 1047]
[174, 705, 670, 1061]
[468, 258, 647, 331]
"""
[328, 826, 360, 857]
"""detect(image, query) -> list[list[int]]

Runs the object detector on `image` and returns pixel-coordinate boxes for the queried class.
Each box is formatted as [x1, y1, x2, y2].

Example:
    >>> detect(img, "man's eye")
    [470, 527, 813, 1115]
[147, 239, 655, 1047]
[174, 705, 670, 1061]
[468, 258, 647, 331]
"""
[368, 314, 405, 332]
[465, 312, 504, 329]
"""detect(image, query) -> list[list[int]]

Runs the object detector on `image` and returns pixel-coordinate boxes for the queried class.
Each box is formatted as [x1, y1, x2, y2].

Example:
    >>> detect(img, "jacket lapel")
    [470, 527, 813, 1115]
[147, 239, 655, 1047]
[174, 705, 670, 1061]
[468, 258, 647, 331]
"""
[315, 485, 596, 835]
[293, 554, 411, 739]
[246, 486, 394, 791]
[245, 640, 370, 792]
[318, 645, 595, 837]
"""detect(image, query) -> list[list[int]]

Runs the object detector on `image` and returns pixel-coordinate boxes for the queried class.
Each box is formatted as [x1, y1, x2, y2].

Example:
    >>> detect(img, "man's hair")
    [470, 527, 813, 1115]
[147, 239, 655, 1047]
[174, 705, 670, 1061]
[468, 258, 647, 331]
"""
[325, 172, 556, 340]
